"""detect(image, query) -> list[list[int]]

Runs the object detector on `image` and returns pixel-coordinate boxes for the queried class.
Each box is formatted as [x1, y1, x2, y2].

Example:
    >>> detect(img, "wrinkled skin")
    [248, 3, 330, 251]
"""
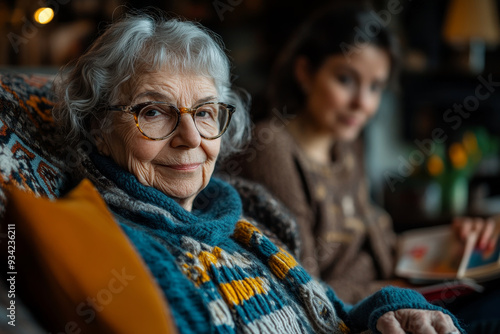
[96, 71, 220, 211]
[377, 309, 459, 334]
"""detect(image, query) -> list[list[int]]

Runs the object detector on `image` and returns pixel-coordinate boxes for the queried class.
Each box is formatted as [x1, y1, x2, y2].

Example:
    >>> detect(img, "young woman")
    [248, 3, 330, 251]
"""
[232, 3, 399, 304]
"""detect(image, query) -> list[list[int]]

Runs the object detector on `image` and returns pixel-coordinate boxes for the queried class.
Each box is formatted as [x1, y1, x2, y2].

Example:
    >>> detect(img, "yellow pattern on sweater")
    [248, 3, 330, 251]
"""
[269, 248, 298, 279]
[219, 277, 267, 306]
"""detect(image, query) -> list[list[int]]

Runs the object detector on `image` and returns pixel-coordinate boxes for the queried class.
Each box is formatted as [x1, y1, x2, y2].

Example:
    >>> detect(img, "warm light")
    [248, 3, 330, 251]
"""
[449, 143, 468, 169]
[34, 7, 54, 25]
[442, 0, 500, 72]
[427, 155, 444, 176]
[462, 131, 478, 154]
[443, 0, 500, 44]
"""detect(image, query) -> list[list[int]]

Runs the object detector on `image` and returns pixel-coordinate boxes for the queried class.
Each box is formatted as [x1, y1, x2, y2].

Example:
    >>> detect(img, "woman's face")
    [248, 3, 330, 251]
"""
[96, 71, 221, 211]
[297, 45, 390, 141]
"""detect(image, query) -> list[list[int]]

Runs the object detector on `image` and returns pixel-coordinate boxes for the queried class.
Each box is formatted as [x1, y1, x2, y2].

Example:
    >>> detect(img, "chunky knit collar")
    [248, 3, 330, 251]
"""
[89, 152, 243, 245]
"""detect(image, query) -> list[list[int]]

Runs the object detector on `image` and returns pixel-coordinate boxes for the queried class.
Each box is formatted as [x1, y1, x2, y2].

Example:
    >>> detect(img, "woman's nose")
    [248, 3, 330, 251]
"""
[169, 113, 201, 148]
[352, 89, 376, 113]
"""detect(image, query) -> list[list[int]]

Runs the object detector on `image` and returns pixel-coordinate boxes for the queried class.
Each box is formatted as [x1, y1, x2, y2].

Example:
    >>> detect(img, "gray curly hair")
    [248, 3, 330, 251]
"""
[53, 11, 251, 161]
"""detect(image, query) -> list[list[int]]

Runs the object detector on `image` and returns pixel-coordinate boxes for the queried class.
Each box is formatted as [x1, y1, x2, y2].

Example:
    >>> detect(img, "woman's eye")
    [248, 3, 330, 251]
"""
[196, 108, 215, 119]
[144, 109, 162, 117]
[370, 81, 386, 93]
[196, 110, 208, 117]
[337, 74, 354, 85]
[143, 107, 174, 119]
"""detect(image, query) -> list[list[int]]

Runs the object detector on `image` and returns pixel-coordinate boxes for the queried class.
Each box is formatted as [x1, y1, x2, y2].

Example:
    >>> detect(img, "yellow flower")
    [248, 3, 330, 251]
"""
[462, 131, 478, 154]
[427, 155, 444, 176]
[449, 143, 468, 169]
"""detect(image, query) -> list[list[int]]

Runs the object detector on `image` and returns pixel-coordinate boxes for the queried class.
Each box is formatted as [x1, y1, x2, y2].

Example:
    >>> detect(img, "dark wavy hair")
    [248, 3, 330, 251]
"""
[269, 2, 400, 112]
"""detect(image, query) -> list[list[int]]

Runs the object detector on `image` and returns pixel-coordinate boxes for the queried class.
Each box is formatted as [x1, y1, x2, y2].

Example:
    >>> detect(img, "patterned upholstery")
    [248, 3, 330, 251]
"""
[0, 72, 71, 217]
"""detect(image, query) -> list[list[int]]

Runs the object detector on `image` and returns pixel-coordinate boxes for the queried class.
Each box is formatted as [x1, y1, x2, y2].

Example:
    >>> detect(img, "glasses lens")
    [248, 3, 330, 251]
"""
[138, 104, 177, 139]
[194, 103, 229, 138]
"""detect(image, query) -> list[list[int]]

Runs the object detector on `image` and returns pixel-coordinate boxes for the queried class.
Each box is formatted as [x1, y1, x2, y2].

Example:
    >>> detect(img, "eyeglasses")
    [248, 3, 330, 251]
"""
[109, 101, 235, 141]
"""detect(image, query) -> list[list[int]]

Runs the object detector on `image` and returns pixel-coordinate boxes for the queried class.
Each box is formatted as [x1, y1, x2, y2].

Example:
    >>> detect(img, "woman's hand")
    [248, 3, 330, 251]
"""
[452, 216, 499, 251]
[377, 309, 460, 334]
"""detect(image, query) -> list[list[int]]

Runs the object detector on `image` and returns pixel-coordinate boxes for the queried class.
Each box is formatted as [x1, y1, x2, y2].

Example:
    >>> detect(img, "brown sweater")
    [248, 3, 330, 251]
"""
[222, 118, 397, 303]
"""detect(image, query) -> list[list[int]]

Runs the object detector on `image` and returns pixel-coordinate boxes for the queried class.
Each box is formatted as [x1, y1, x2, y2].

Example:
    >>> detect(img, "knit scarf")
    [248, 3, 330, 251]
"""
[87, 151, 242, 246]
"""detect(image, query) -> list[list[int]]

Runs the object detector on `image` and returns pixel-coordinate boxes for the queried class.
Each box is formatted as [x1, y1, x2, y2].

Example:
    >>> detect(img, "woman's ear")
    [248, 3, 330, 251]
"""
[91, 119, 111, 157]
[294, 56, 312, 94]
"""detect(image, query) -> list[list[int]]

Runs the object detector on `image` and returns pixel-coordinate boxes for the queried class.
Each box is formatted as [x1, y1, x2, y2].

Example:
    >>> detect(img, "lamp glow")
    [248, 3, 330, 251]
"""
[34, 7, 54, 25]
[443, 0, 500, 73]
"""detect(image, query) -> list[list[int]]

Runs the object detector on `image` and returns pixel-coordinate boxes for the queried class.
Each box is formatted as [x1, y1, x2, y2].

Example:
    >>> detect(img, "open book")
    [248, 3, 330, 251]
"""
[395, 225, 500, 282]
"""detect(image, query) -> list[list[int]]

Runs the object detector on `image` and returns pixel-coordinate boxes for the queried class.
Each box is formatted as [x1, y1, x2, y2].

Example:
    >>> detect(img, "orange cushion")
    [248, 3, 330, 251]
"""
[3, 179, 177, 333]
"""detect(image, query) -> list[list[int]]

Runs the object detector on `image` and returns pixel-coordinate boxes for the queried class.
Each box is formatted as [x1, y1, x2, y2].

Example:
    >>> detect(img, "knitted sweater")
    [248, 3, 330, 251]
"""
[76, 152, 463, 334]
[222, 118, 396, 303]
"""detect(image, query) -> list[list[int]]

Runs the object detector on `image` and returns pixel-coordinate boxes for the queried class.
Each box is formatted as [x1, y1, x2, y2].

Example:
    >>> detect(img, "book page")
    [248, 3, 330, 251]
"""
[457, 231, 479, 278]
[396, 226, 465, 280]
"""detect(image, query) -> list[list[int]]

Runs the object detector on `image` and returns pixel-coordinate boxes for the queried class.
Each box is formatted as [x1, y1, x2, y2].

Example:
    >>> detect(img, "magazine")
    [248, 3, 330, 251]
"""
[395, 225, 500, 282]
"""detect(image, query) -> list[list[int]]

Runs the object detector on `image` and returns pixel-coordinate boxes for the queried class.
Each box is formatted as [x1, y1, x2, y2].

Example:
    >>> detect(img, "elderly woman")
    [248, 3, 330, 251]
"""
[53, 12, 463, 334]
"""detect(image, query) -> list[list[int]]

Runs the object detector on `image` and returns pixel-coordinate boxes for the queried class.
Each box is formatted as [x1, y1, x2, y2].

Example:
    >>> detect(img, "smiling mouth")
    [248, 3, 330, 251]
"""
[338, 116, 363, 127]
[164, 163, 202, 171]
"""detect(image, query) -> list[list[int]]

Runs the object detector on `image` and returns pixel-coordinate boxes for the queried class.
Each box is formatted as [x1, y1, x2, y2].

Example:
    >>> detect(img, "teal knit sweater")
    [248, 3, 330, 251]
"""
[84, 153, 464, 334]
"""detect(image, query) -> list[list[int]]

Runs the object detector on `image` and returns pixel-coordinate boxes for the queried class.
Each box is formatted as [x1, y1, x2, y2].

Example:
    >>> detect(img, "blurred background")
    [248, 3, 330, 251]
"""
[1, 0, 500, 231]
